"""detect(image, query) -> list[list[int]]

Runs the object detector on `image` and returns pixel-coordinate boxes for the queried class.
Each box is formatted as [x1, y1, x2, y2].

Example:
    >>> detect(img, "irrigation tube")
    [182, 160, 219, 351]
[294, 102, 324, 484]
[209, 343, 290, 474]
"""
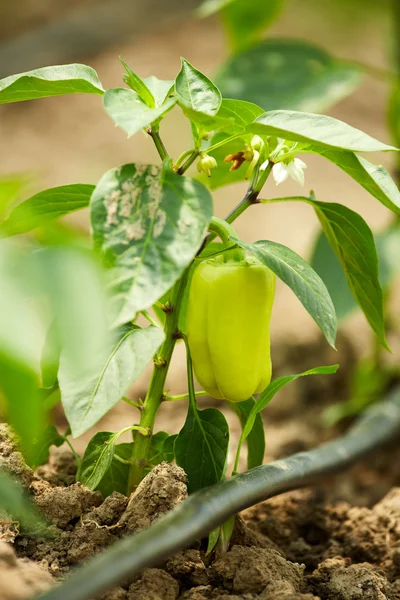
[37, 387, 400, 600]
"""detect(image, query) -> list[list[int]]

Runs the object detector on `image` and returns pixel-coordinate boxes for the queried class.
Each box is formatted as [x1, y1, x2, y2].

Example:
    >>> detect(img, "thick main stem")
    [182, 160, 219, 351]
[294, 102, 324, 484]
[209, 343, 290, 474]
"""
[128, 273, 188, 492]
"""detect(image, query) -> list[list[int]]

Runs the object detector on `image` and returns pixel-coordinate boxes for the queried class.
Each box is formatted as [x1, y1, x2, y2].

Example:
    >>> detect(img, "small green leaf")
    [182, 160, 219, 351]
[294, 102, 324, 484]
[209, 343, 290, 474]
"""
[0, 64, 104, 104]
[229, 399, 265, 469]
[0, 174, 28, 220]
[90, 163, 213, 326]
[96, 443, 133, 497]
[120, 58, 156, 107]
[313, 150, 400, 215]
[221, 0, 285, 52]
[60, 325, 165, 438]
[0, 471, 47, 533]
[242, 365, 339, 439]
[175, 405, 229, 494]
[175, 58, 222, 118]
[103, 88, 176, 138]
[142, 76, 174, 107]
[233, 238, 337, 347]
[78, 431, 120, 490]
[216, 40, 362, 113]
[248, 110, 397, 152]
[30, 424, 65, 469]
[1, 184, 94, 236]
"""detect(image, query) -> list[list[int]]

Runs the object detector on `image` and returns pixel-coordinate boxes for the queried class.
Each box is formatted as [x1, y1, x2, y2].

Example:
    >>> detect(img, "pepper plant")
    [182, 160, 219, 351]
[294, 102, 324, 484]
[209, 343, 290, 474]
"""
[0, 57, 399, 509]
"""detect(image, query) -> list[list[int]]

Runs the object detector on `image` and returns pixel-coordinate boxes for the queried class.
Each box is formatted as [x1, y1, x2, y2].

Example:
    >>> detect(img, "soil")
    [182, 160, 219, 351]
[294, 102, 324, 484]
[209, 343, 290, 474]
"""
[1, 337, 400, 600]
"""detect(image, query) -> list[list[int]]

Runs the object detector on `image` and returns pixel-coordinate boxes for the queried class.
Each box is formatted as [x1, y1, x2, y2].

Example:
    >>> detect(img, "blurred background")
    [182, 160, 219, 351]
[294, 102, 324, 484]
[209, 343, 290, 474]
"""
[0, 0, 399, 467]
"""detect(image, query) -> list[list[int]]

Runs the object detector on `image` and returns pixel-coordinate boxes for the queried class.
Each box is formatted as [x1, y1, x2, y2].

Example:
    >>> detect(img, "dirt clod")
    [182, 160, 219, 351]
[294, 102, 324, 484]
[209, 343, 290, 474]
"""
[0, 425, 33, 488]
[31, 480, 103, 528]
[119, 462, 187, 532]
[0, 541, 53, 600]
[128, 568, 179, 599]
[166, 549, 208, 587]
[211, 546, 304, 595]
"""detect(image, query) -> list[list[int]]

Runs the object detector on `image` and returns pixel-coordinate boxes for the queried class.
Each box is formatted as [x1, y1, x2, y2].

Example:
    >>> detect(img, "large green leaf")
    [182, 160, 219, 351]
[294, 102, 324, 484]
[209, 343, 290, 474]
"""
[0, 352, 45, 468]
[59, 325, 165, 438]
[216, 98, 264, 135]
[216, 39, 362, 113]
[312, 149, 400, 215]
[264, 197, 386, 346]
[221, 0, 285, 52]
[248, 110, 397, 152]
[103, 89, 176, 138]
[233, 238, 337, 347]
[311, 226, 400, 323]
[242, 365, 339, 439]
[175, 58, 221, 118]
[0, 64, 104, 104]
[142, 77, 174, 107]
[90, 163, 213, 326]
[0, 174, 28, 220]
[1, 184, 94, 236]
[175, 404, 229, 493]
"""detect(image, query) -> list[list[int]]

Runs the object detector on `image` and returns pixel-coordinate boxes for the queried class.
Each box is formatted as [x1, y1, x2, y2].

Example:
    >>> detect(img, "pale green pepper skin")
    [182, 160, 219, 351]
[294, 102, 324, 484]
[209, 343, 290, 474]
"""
[186, 253, 276, 402]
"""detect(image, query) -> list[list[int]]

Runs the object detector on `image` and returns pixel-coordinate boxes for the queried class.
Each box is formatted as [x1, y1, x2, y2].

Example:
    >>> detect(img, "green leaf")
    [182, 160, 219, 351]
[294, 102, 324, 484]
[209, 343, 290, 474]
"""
[216, 98, 264, 135]
[221, 0, 285, 52]
[78, 431, 121, 490]
[0, 174, 28, 220]
[265, 196, 386, 346]
[242, 365, 339, 439]
[216, 39, 362, 113]
[312, 200, 386, 347]
[0, 471, 47, 533]
[1, 184, 94, 236]
[96, 442, 133, 497]
[312, 150, 400, 215]
[103, 89, 176, 138]
[229, 399, 265, 469]
[0, 352, 45, 468]
[90, 163, 213, 326]
[147, 431, 170, 471]
[142, 77, 174, 107]
[30, 424, 65, 469]
[175, 58, 222, 117]
[120, 58, 156, 107]
[232, 238, 337, 347]
[310, 231, 357, 322]
[60, 325, 165, 438]
[311, 226, 400, 323]
[175, 405, 229, 493]
[248, 110, 397, 152]
[0, 64, 104, 104]
[162, 435, 177, 463]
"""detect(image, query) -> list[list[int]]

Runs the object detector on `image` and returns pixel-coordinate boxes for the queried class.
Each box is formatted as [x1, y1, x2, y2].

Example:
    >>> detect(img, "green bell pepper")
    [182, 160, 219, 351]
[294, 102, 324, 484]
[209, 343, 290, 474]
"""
[187, 250, 276, 402]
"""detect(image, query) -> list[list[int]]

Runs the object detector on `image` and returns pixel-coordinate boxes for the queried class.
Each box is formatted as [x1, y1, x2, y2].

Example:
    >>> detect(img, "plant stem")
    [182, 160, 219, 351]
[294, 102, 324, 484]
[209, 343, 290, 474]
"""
[148, 126, 169, 161]
[122, 396, 142, 410]
[164, 390, 208, 401]
[173, 148, 195, 171]
[176, 151, 200, 175]
[128, 272, 189, 492]
[64, 435, 81, 468]
[140, 310, 160, 328]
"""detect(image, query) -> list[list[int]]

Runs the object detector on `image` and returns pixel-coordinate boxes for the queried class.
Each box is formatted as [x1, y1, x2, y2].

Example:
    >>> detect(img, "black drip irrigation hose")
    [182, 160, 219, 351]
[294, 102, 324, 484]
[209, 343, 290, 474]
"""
[36, 386, 400, 600]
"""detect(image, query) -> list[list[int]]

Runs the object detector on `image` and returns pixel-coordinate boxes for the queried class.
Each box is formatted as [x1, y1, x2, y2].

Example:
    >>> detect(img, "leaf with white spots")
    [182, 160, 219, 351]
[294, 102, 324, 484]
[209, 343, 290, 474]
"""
[90, 163, 213, 325]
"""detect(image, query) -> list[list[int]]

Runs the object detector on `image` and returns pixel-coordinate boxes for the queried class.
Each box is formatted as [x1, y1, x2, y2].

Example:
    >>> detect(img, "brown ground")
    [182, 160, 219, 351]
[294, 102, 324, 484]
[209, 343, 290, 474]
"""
[1, 336, 400, 600]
